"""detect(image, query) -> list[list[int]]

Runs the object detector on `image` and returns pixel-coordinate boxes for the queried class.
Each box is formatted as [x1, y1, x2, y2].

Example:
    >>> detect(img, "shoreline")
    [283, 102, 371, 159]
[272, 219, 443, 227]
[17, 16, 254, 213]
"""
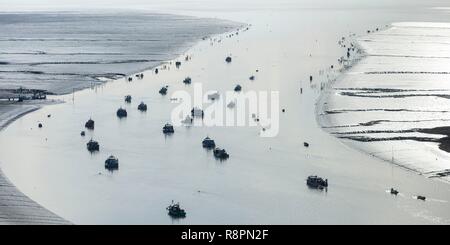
[0, 101, 70, 224]
[316, 22, 450, 183]
[0, 16, 246, 224]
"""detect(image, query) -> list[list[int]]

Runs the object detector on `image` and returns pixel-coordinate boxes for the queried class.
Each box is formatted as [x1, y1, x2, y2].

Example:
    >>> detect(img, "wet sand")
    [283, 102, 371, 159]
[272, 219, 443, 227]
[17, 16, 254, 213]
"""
[0, 100, 69, 224]
[319, 22, 450, 181]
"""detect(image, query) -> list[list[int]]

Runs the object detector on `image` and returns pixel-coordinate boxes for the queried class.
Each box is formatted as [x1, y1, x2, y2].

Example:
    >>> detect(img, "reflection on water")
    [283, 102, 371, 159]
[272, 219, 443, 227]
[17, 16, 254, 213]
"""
[1, 5, 450, 224]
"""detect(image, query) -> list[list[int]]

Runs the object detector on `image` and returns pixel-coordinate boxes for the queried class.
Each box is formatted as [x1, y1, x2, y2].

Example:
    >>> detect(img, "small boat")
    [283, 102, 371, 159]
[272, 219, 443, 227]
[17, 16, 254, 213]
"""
[38, 123, 43, 128]
[234, 84, 242, 92]
[304, 142, 309, 147]
[175, 61, 182, 68]
[116, 108, 127, 118]
[191, 107, 204, 118]
[417, 195, 426, 201]
[183, 77, 192, 84]
[306, 175, 328, 189]
[47, 114, 51, 118]
[249, 75, 255, 81]
[105, 155, 119, 170]
[166, 201, 186, 218]
[227, 101, 236, 108]
[213, 148, 229, 160]
[138, 102, 147, 112]
[202, 137, 216, 149]
[128, 77, 133, 82]
[85, 119, 95, 130]
[87, 139, 100, 152]
[309, 75, 313, 82]
[181, 115, 193, 124]
[159, 86, 168, 95]
[80, 131, 86, 137]
[225, 56, 232, 63]
[154, 68, 159, 74]
[390, 188, 399, 195]
[125, 95, 132, 103]
[207, 92, 220, 101]
[163, 123, 174, 134]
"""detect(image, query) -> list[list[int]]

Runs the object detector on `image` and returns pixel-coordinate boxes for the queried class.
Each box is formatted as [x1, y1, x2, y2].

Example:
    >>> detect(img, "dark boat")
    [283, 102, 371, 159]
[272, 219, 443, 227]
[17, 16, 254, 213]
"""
[225, 56, 232, 63]
[38, 123, 43, 128]
[417, 195, 426, 201]
[390, 188, 399, 195]
[80, 131, 86, 137]
[175, 61, 182, 68]
[159, 86, 168, 95]
[125, 95, 132, 103]
[202, 137, 216, 149]
[85, 119, 95, 130]
[105, 155, 119, 171]
[138, 102, 147, 112]
[249, 75, 255, 81]
[183, 77, 192, 84]
[166, 201, 186, 218]
[117, 108, 127, 118]
[191, 107, 204, 118]
[234, 84, 242, 92]
[213, 148, 229, 160]
[163, 123, 174, 134]
[155, 68, 159, 74]
[128, 77, 133, 82]
[304, 142, 309, 147]
[306, 176, 328, 189]
[87, 139, 100, 152]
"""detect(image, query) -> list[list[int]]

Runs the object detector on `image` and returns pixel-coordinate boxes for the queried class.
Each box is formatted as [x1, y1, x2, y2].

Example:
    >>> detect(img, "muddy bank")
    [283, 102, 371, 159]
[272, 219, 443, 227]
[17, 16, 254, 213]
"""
[318, 22, 450, 181]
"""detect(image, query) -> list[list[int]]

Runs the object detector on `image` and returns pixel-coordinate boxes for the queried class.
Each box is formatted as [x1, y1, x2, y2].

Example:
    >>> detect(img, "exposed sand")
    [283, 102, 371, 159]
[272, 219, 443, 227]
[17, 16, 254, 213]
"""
[318, 22, 450, 182]
[0, 100, 70, 224]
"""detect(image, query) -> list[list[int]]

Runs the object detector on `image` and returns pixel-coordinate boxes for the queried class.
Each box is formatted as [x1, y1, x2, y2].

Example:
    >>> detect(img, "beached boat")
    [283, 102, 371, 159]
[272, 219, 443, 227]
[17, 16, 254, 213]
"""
[138, 102, 147, 112]
[163, 123, 174, 134]
[202, 137, 216, 149]
[85, 119, 95, 130]
[105, 155, 119, 170]
[306, 176, 328, 189]
[166, 201, 186, 218]
[117, 108, 127, 118]
[213, 148, 229, 160]
[87, 139, 100, 152]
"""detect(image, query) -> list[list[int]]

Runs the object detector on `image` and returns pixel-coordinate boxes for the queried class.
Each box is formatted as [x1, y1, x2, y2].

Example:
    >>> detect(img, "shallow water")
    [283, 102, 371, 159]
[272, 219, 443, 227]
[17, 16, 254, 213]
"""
[1, 3, 450, 224]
